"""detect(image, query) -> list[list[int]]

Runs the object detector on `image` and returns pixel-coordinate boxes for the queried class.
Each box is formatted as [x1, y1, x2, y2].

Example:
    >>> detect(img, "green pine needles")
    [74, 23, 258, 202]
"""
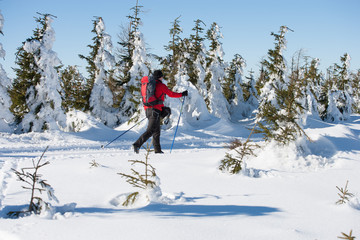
[255, 26, 308, 146]
[165, 15, 183, 89]
[254, 26, 313, 146]
[118, 143, 158, 206]
[219, 124, 259, 174]
[8, 146, 58, 218]
[221, 26, 313, 175]
[60, 65, 90, 112]
[336, 180, 354, 205]
[338, 230, 356, 240]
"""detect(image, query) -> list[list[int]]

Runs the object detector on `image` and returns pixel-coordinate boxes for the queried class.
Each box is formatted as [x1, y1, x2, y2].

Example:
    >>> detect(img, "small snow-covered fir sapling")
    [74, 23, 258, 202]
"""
[219, 123, 260, 174]
[336, 180, 354, 205]
[338, 230, 356, 240]
[8, 146, 59, 218]
[117, 143, 158, 206]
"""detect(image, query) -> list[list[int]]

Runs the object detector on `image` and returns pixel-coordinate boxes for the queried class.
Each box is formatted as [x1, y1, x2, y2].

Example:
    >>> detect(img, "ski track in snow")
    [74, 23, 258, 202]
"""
[0, 158, 18, 211]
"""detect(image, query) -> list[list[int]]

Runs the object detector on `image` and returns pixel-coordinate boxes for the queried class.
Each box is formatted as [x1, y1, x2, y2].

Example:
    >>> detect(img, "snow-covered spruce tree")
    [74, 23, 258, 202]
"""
[123, 34, 149, 124]
[256, 26, 307, 145]
[223, 54, 243, 105]
[318, 66, 335, 120]
[157, 54, 172, 85]
[319, 54, 352, 122]
[242, 70, 259, 113]
[163, 16, 183, 89]
[351, 69, 360, 113]
[288, 50, 319, 121]
[204, 22, 230, 119]
[9, 39, 41, 127]
[194, 44, 208, 100]
[169, 37, 211, 126]
[303, 57, 322, 117]
[79, 17, 118, 127]
[187, 19, 206, 87]
[334, 53, 352, 120]
[193, 43, 208, 100]
[0, 11, 14, 132]
[117, 2, 149, 123]
[255, 62, 269, 96]
[116, 3, 142, 89]
[60, 65, 89, 112]
[9, 13, 66, 133]
[224, 54, 249, 117]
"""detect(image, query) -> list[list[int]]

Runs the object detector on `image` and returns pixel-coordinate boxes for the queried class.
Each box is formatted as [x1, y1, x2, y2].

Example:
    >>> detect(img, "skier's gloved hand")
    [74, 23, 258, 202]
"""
[182, 90, 188, 97]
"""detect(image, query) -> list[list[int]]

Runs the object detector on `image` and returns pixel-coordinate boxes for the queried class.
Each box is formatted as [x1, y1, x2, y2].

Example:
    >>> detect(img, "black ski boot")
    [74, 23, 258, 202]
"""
[133, 144, 140, 154]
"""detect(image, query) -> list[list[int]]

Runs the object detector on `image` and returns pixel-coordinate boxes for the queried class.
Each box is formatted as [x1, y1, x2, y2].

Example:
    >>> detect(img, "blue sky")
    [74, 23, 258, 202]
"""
[1, 0, 359, 79]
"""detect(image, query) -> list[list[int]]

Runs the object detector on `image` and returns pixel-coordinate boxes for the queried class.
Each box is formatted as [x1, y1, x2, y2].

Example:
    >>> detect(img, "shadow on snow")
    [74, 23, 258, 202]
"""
[1, 203, 281, 219]
[73, 203, 281, 218]
[135, 203, 281, 217]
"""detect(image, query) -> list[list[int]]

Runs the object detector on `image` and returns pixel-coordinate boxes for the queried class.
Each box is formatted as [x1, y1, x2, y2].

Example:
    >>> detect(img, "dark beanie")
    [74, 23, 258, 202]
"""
[153, 70, 163, 79]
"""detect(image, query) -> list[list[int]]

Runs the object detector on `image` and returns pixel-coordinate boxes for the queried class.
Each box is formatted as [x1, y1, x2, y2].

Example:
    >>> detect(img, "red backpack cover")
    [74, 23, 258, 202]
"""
[141, 76, 163, 107]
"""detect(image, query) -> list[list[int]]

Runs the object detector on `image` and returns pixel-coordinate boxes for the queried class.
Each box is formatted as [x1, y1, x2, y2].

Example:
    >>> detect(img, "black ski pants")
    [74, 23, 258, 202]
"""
[134, 108, 164, 152]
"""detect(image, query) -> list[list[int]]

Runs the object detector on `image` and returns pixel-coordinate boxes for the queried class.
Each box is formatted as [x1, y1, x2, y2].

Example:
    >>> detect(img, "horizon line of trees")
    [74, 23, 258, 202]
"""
[0, 4, 359, 138]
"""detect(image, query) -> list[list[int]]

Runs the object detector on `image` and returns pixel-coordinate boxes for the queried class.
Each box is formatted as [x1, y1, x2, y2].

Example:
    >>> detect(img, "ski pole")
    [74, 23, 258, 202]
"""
[101, 117, 146, 149]
[170, 96, 186, 153]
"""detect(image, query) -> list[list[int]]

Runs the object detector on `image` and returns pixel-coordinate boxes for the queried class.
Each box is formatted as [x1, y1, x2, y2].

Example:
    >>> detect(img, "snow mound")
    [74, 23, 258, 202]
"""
[27, 202, 77, 220]
[65, 110, 105, 132]
[247, 137, 336, 174]
[110, 177, 175, 208]
[349, 197, 360, 210]
[2, 202, 77, 220]
[52, 203, 77, 220]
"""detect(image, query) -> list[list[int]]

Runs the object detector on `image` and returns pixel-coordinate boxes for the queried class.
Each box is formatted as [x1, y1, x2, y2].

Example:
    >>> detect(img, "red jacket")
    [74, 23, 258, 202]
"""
[144, 80, 183, 111]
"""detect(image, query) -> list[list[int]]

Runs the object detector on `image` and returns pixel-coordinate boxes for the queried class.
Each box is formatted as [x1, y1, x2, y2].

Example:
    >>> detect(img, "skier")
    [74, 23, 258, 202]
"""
[133, 70, 188, 154]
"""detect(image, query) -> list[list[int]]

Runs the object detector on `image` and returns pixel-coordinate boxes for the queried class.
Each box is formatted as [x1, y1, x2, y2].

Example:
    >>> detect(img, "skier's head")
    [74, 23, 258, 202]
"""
[153, 70, 163, 80]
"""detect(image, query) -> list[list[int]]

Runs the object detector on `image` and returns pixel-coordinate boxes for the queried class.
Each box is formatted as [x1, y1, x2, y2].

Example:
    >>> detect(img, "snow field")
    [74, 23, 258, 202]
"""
[0, 115, 359, 239]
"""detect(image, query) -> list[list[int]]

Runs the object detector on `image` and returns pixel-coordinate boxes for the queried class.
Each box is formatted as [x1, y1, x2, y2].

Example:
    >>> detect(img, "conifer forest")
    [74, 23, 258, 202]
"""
[0, 4, 358, 135]
[0, 2, 359, 240]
